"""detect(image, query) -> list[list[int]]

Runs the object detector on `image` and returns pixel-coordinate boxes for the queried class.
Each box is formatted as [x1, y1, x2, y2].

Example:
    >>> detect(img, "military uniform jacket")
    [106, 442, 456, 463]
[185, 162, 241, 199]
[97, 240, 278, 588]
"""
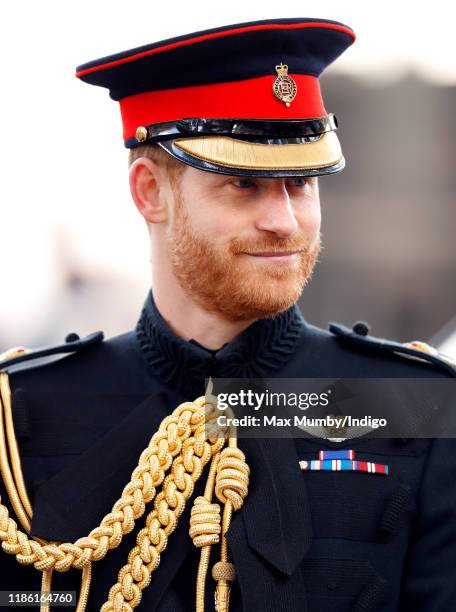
[1, 290, 455, 611]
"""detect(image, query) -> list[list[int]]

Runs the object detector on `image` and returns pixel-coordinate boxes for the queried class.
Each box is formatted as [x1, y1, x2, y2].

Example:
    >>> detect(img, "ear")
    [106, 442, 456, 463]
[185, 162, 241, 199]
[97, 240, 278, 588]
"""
[129, 157, 169, 224]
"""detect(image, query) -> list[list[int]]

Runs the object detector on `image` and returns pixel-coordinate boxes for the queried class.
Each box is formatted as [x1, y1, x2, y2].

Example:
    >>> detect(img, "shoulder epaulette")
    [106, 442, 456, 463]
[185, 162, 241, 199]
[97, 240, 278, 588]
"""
[329, 321, 456, 377]
[0, 331, 104, 372]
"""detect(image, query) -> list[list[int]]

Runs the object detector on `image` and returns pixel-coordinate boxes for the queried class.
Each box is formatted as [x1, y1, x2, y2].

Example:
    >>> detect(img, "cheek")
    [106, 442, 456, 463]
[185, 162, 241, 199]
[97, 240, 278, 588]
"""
[195, 212, 234, 239]
[297, 198, 321, 237]
[195, 198, 246, 237]
[178, 182, 236, 238]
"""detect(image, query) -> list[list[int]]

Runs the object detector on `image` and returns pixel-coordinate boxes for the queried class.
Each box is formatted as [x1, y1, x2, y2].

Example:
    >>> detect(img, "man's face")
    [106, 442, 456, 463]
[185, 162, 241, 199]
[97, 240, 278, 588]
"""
[166, 165, 321, 321]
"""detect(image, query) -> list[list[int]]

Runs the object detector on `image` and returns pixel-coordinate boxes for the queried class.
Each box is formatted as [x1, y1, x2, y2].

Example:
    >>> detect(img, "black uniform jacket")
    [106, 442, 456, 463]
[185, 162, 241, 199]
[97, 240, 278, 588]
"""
[1, 290, 455, 612]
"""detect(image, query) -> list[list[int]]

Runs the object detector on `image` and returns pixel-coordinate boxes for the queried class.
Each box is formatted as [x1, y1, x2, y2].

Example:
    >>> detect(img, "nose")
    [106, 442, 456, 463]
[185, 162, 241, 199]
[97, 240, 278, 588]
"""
[254, 181, 299, 237]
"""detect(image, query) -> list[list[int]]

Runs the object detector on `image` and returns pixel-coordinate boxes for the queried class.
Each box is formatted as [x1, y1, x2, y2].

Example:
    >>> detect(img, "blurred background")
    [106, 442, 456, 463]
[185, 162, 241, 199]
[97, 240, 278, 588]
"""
[0, 1, 455, 357]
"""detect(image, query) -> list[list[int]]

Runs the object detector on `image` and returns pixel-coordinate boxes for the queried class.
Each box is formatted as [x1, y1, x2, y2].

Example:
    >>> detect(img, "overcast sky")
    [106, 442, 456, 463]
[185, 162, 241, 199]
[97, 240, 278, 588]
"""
[1, 1, 455, 337]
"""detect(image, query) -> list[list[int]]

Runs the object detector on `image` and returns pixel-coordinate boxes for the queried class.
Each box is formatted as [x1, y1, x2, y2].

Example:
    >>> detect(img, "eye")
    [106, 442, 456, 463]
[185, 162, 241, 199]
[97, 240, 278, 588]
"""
[288, 177, 309, 188]
[233, 178, 256, 189]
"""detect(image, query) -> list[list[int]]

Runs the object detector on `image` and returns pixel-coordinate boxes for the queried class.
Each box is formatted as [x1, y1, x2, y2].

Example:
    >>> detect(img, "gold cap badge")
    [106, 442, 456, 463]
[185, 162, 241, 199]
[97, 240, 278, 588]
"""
[273, 63, 297, 108]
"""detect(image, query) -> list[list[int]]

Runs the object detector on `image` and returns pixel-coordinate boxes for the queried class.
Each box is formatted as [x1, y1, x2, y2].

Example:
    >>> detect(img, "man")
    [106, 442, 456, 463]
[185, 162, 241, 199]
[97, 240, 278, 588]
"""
[0, 17, 455, 612]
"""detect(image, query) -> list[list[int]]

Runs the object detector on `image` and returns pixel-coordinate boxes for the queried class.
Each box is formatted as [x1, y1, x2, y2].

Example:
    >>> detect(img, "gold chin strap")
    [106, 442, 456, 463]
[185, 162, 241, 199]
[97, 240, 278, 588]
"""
[0, 366, 249, 612]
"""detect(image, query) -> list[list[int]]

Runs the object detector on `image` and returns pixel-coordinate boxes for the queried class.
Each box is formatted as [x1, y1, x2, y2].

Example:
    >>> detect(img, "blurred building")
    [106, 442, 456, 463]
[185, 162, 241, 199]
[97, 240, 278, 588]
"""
[299, 73, 456, 345]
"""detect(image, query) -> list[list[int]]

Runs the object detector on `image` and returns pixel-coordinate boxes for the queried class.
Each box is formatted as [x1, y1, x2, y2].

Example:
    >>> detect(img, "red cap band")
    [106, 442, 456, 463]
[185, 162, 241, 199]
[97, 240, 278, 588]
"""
[119, 74, 325, 141]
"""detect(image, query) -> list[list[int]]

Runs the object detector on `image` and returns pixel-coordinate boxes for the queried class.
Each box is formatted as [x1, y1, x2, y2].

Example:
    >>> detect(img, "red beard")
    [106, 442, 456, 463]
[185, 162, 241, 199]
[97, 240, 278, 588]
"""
[167, 190, 321, 321]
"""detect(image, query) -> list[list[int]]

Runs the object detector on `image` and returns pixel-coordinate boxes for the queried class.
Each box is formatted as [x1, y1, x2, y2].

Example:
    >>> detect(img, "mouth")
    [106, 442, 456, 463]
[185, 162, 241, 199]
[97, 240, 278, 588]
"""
[241, 250, 302, 263]
[245, 251, 301, 256]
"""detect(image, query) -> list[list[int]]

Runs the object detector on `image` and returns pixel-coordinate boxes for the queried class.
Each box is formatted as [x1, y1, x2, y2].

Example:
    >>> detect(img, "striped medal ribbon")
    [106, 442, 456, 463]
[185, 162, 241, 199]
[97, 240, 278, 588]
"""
[299, 449, 389, 476]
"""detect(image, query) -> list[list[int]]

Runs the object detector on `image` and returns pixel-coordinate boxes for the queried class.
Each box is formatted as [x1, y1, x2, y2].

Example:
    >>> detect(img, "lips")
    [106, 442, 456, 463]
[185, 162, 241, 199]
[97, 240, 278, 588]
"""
[244, 251, 300, 257]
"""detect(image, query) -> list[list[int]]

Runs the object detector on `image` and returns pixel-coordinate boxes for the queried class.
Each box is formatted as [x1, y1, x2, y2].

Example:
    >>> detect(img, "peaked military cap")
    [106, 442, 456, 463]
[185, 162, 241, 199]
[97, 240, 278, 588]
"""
[76, 17, 355, 177]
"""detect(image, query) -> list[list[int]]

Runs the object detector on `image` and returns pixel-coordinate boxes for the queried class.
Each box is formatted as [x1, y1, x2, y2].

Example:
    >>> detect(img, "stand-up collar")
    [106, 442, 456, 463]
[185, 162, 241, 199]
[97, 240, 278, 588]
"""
[135, 290, 306, 398]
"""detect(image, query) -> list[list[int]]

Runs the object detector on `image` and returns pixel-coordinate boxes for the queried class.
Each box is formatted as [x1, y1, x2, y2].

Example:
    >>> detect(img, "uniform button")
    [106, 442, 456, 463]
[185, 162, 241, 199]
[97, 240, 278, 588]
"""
[326, 413, 347, 437]
[327, 580, 338, 590]
[65, 333, 80, 343]
[352, 321, 370, 336]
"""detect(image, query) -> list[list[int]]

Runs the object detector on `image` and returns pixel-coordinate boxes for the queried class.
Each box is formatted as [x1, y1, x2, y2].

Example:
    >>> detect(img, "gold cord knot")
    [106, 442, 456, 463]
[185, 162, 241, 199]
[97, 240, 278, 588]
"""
[215, 448, 250, 511]
[189, 496, 221, 548]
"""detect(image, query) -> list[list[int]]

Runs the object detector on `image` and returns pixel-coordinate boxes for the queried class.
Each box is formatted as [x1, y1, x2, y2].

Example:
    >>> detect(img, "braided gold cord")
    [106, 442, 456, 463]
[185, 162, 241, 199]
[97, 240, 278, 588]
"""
[101, 406, 225, 611]
[0, 397, 221, 575]
[0, 364, 250, 612]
